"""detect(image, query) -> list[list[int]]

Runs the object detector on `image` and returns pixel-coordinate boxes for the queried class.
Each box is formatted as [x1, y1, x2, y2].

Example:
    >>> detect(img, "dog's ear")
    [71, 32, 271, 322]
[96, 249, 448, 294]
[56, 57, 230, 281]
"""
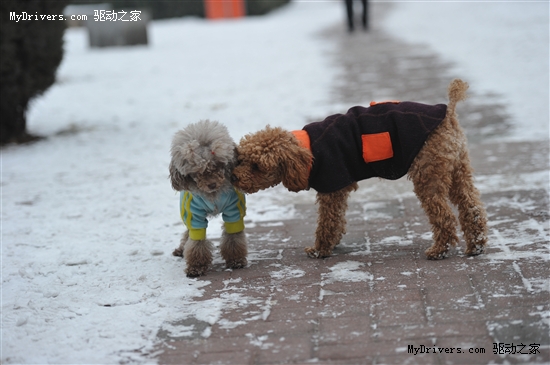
[169, 161, 189, 191]
[280, 141, 312, 192]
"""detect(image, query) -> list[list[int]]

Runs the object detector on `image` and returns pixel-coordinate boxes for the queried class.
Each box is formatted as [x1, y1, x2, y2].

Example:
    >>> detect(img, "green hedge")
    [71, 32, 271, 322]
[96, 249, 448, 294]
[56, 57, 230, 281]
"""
[1, 0, 70, 144]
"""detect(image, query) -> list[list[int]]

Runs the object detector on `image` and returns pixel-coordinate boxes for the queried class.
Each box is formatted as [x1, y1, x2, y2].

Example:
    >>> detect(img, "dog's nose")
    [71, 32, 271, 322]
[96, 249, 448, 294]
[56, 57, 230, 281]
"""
[231, 174, 238, 183]
[208, 183, 217, 190]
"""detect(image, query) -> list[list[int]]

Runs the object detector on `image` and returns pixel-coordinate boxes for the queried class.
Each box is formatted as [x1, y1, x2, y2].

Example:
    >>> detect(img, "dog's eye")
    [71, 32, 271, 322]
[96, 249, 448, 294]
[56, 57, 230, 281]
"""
[252, 163, 260, 172]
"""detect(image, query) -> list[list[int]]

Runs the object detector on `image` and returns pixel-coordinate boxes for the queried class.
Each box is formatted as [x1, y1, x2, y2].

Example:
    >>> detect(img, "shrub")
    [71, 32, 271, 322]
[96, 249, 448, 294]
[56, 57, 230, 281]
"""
[1, 0, 70, 144]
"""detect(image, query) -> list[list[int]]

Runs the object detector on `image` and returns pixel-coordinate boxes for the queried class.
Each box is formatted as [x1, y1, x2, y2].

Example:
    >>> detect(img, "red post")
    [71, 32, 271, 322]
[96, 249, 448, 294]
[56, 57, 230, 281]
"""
[204, 0, 245, 20]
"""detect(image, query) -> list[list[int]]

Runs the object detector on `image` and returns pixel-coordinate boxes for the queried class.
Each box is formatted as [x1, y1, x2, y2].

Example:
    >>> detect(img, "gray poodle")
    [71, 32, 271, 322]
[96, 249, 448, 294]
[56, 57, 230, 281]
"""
[169, 120, 248, 277]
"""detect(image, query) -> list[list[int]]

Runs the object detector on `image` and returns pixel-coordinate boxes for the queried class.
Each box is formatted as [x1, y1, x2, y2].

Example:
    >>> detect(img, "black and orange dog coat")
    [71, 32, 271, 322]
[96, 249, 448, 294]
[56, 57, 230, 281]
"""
[291, 101, 447, 193]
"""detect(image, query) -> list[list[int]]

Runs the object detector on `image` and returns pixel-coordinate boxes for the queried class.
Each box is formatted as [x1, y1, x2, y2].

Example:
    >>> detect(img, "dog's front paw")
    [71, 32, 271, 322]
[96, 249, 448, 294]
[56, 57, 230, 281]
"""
[172, 248, 183, 257]
[185, 265, 208, 278]
[226, 257, 247, 270]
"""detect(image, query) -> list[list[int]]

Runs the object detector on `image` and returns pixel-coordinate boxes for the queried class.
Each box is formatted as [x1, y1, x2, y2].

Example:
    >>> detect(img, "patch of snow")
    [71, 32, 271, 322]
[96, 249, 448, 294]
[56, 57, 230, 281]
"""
[322, 260, 374, 284]
[362, 201, 392, 220]
[380, 236, 412, 246]
[475, 171, 549, 194]
[270, 266, 306, 281]
[245, 333, 274, 350]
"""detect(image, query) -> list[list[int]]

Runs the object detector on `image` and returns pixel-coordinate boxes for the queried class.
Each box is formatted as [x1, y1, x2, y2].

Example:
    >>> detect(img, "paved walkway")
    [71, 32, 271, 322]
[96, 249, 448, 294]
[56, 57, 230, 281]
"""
[156, 3, 549, 364]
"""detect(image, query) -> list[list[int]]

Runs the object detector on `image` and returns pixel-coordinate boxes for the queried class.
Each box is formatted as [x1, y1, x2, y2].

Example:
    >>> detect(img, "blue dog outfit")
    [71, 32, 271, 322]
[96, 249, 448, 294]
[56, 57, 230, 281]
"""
[180, 188, 246, 241]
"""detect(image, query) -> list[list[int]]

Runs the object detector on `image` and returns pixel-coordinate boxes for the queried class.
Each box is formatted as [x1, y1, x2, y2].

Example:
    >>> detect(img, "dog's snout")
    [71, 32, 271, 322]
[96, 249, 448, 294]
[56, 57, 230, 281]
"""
[208, 183, 217, 190]
[231, 174, 238, 183]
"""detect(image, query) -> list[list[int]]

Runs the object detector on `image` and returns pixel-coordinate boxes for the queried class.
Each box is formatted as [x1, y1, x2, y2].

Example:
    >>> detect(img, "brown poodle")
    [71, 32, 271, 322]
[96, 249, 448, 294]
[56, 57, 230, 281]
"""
[232, 79, 487, 260]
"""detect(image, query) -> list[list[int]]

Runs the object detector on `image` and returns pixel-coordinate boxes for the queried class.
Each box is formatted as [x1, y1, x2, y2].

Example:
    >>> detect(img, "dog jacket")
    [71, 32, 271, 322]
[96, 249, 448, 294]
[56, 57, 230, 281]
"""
[293, 101, 447, 193]
[180, 188, 246, 240]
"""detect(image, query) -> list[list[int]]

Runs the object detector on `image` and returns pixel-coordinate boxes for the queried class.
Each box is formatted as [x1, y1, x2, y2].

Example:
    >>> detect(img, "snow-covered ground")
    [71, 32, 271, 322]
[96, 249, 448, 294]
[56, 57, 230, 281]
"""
[2, 2, 342, 363]
[2, 1, 549, 363]
[384, 1, 549, 142]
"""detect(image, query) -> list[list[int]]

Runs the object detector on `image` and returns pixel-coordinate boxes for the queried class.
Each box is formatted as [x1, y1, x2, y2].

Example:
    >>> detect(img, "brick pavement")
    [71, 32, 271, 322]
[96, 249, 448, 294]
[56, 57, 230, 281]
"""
[157, 180, 549, 364]
[156, 3, 549, 364]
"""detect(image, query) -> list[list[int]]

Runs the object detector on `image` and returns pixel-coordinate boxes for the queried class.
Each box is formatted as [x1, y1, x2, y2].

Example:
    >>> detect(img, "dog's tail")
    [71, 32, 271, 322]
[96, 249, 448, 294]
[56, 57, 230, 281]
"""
[447, 79, 469, 120]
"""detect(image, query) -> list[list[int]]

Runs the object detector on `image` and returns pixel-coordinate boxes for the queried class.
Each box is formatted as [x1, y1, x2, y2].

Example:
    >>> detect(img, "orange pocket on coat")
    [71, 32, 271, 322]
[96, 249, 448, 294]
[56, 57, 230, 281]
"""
[362, 132, 393, 163]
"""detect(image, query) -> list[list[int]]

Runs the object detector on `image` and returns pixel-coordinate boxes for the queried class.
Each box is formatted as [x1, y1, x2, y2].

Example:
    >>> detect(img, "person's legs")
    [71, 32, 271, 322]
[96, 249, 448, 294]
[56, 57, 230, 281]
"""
[345, 0, 354, 32]
[360, 0, 368, 29]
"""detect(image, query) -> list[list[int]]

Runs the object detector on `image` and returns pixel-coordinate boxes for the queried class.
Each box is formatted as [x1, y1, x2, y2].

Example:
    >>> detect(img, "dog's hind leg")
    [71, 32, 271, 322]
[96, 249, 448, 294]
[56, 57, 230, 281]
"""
[305, 183, 358, 258]
[449, 152, 488, 256]
[220, 230, 248, 269]
[414, 178, 459, 259]
[410, 145, 459, 260]
[184, 238, 213, 277]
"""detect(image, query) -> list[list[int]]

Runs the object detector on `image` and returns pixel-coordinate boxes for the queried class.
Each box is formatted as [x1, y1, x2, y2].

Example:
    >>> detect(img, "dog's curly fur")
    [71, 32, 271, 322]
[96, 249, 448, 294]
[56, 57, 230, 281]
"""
[232, 80, 488, 260]
[169, 120, 247, 277]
